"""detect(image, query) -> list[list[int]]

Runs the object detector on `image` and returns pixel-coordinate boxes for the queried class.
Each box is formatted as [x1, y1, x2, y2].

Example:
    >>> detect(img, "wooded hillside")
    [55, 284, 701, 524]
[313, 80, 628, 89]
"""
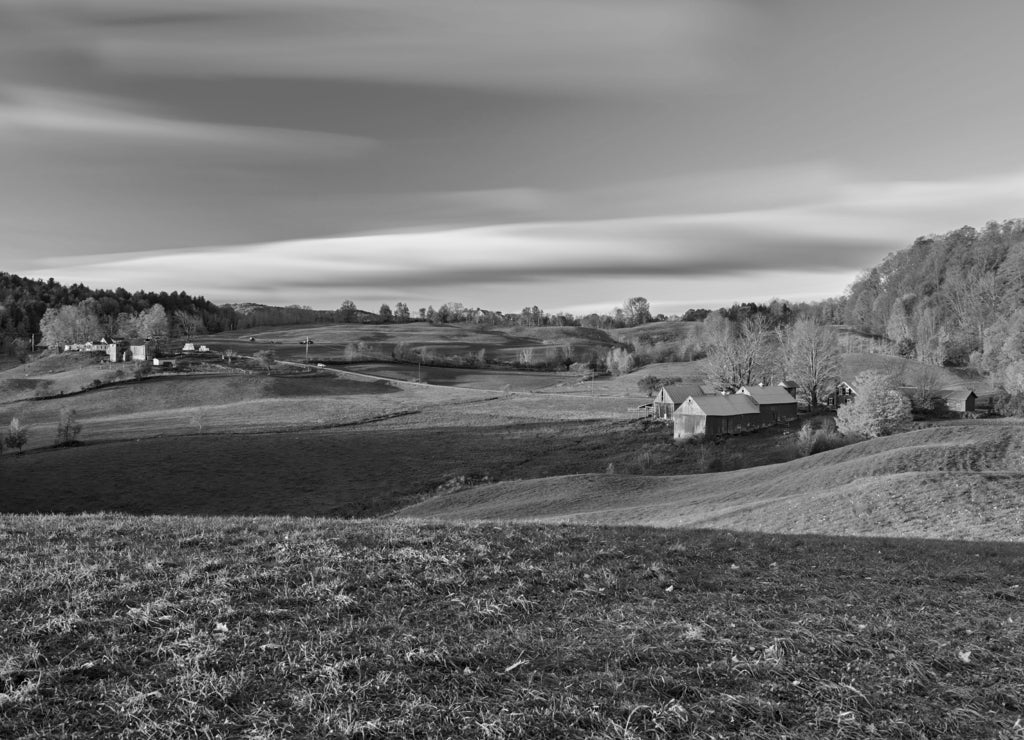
[844, 219, 1024, 371]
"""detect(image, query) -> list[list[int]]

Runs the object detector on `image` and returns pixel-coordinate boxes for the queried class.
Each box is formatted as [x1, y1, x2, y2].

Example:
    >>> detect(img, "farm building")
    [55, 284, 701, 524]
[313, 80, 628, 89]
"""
[737, 385, 799, 425]
[936, 389, 977, 413]
[827, 381, 857, 408]
[672, 395, 761, 440]
[778, 380, 798, 398]
[653, 384, 712, 419]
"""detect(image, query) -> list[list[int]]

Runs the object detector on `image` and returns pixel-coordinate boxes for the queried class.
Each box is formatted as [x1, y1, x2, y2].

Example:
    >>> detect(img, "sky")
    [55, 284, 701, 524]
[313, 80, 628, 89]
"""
[2, 1, 1024, 316]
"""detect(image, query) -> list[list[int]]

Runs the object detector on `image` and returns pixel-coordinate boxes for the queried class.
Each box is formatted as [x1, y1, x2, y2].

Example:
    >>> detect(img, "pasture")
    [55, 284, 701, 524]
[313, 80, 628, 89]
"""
[1, 515, 1021, 738]
[400, 420, 1024, 542]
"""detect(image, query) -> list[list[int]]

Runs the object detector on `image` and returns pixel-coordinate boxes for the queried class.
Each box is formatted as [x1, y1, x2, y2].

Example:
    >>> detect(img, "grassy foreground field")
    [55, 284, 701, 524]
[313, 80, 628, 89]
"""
[1, 515, 1022, 738]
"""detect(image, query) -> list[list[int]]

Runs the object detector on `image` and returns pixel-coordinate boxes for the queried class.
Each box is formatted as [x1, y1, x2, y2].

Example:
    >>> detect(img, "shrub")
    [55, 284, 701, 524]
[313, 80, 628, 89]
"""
[795, 420, 849, 456]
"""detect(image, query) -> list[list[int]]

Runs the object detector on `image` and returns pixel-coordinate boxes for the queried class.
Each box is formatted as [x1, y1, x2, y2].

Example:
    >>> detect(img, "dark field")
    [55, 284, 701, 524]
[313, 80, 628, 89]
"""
[0, 420, 801, 518]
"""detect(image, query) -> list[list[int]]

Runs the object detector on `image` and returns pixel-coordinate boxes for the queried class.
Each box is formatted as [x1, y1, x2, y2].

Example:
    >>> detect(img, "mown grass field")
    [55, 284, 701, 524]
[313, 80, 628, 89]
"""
[400, 421, 1024, 542]
[1, 516, 1021, 738]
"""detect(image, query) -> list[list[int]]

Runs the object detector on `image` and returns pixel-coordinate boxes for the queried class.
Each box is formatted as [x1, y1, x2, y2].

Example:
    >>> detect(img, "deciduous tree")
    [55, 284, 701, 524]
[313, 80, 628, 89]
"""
[780, 319, 841, 408]
[836, 371, 912, 438]
[4, 418, 27, 454]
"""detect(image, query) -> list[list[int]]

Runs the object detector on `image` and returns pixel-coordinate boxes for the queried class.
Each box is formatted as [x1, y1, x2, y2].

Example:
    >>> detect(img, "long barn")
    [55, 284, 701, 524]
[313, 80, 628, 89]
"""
[672, 395, 762, 440]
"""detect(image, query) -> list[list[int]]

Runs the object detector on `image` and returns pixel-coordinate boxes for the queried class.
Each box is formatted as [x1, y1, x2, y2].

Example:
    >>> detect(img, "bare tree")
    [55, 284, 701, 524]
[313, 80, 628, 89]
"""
[780, 319, 841, 408]
[253, 349, 276, 375]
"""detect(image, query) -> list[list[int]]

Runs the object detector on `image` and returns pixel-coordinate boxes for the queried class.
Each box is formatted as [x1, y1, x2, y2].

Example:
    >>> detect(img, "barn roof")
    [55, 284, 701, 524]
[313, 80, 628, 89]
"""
[659, 384, 708, 403]
[676, 394, 759, 417]
[738, 385, 799, 405]
[935, 388, 976, 401]
[778, 379, 798, 389]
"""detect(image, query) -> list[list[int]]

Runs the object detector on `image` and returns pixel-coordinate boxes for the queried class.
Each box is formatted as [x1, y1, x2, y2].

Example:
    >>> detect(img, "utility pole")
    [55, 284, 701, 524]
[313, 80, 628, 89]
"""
[305, 336, 309, 363]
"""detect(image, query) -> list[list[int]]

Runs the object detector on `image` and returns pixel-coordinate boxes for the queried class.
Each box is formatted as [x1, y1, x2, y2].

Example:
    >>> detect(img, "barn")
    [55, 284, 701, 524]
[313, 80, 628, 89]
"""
[936, 389, 977, 413]
[737, 385, 799, 425]
[777, 380, 798, 398]
[672, 395, 761, 440]
[653, 384, 710, 419]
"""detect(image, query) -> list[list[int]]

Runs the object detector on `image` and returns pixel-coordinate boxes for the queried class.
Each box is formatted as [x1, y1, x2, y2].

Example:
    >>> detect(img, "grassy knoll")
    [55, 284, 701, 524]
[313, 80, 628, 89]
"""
[1, 515, 1021, 738]
[399, 421, 1024, 542]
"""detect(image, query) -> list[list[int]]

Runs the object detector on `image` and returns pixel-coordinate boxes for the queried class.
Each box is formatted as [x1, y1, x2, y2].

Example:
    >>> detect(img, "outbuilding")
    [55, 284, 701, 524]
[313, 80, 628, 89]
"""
[672, 394, 761, 440]
[737, 385, 799, 425]
[936, 388, 977, 414]
[653, 384, 710, 419]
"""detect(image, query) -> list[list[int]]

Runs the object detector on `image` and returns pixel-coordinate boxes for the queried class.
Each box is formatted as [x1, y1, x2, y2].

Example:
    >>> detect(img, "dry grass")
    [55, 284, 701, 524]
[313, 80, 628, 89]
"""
[399, 420, 1024, 541]
[1, 516, 1021, 738]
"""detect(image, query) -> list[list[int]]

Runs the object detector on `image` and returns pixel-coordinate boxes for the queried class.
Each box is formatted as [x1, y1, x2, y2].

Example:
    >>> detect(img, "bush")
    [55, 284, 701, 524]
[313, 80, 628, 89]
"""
[993, 390, 1024, 417]
[795, 421, 848, 456]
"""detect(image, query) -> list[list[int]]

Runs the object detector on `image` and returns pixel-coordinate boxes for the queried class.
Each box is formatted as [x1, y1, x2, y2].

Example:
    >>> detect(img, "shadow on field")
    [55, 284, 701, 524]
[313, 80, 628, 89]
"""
[1, 420, 705, 517]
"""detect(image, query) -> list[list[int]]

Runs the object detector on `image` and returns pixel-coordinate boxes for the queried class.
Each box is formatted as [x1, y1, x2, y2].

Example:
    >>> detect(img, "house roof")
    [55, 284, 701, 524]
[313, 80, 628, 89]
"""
[675, 394, 759, 417]
[659, 384, 709, 403]
[738, 385, 799, 405]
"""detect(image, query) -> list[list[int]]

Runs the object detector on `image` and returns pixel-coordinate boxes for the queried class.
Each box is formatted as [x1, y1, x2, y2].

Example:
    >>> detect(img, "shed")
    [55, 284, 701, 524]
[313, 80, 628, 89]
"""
[778, 380, 798, 398]
[738, 385, 799, 425]
[672, 394, 761, 440]
[653, 383, 708, 419]
[936, 389, 977, 413]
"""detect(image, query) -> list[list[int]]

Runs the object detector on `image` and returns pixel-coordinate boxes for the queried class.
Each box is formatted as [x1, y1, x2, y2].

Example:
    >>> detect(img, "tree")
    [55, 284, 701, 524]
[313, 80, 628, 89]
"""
[623, 297, 652, 327]
[836, 371, 912, 438]
[4, 417, 27, 454]
[700, 314, 777, 391]
[253, 350, 276, 375]
[39, 303, 103, 348]
[780, 319, 841, 408]
[605, 347, 634, 375]
[54, 408, 82, 447]
[338, 300, 358, 323]
[173, 309, 205, 339]
[394, 302, 411, 322]
[379, 303, 393, 323]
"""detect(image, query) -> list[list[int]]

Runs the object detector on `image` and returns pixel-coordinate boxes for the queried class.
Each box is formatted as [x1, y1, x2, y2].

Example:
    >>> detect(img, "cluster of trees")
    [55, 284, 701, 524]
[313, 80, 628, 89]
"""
[696, 315, 842, 409]
[844, 219, 1024, 368]
[0, 272, 232, 341]
[38, 302, 175, 348]
[0, 409, 86, 459]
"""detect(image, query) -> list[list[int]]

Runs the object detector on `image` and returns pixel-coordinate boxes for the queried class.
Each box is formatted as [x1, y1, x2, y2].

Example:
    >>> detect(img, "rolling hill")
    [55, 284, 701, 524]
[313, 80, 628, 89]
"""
[397, 420, 1024, 541]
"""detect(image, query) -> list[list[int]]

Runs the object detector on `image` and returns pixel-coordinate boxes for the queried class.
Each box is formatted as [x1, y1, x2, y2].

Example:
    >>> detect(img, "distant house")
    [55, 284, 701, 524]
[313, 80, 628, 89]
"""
[827, 381, 857, 408]
[653, 384, 713, 419]
[182, 342, 196, 352]
[737, 385, 799, 425]
[673, 395, 761, 439]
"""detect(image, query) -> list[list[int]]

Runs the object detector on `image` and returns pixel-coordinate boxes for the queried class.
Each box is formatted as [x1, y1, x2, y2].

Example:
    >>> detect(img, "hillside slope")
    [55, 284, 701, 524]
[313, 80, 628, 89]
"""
[397, 421, 1024, 541]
